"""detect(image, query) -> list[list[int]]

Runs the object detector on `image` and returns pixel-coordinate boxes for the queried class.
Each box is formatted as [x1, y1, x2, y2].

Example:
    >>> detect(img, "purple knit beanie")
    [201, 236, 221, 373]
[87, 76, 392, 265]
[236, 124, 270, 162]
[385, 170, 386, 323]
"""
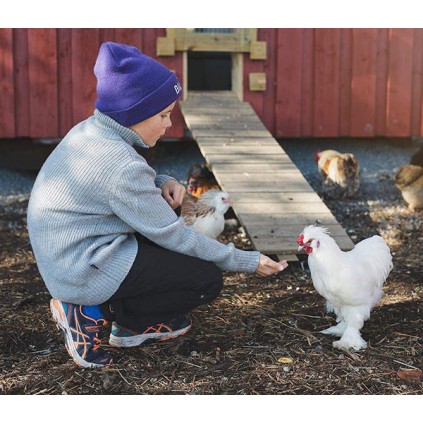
[94, 42, 182, 126]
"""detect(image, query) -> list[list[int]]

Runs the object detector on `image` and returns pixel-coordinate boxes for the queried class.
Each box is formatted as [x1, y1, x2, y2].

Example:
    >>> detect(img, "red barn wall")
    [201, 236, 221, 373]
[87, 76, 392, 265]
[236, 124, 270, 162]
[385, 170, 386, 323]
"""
[0, 28, 185, 139]
[0, 28, 422, 140]
[249, 28, 423, 138]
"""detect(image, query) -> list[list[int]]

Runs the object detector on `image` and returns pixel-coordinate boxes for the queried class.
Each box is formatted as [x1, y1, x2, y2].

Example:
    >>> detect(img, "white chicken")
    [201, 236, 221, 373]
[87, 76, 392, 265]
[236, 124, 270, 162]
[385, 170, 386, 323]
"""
[181, 189, 231, 239]
[297, 225, 393, 351]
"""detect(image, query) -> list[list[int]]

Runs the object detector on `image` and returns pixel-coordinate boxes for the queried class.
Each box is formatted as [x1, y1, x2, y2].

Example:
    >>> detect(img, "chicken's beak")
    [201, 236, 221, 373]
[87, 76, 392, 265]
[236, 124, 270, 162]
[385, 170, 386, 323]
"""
[297, 245, 304, 252]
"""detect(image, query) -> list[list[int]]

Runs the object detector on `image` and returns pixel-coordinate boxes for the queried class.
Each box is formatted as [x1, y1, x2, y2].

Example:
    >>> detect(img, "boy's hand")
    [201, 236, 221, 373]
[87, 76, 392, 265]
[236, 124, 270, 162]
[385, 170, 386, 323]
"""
[161, 180, 186, 209]
[256, 254, 288, 276]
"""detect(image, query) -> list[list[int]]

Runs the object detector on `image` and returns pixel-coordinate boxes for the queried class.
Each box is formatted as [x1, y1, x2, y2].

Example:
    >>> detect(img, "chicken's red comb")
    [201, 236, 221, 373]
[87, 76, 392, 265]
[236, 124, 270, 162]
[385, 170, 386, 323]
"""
[297, 233, 304, 245]
[313, 149, 321, 162]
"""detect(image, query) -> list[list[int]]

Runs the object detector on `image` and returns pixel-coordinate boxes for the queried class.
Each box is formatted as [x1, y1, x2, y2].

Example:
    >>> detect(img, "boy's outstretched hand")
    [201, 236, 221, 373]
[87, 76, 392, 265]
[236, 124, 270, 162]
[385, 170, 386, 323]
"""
[256, 254, 288, 276]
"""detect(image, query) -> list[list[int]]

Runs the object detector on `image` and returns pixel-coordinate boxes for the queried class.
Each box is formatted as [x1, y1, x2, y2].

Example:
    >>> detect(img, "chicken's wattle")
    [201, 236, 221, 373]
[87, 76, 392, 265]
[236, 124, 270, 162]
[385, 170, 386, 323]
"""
[303, 245, 313, 255]
[297, 235, 312, 254]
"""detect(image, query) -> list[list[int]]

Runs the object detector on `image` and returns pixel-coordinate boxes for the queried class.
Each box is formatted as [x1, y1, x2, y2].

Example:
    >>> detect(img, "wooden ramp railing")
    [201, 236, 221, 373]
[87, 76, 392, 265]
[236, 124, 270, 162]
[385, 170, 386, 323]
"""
[180, 92, 354, 261]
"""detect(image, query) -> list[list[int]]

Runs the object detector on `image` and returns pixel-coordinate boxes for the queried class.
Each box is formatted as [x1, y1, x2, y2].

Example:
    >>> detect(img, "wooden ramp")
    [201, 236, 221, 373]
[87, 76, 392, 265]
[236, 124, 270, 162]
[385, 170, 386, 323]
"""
[180, 92, 354, 261]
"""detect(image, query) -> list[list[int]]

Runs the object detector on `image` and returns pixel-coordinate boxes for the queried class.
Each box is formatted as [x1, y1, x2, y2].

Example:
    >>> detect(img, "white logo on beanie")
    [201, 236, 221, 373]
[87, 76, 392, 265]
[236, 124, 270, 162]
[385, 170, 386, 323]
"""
[174, 82, 182, 95]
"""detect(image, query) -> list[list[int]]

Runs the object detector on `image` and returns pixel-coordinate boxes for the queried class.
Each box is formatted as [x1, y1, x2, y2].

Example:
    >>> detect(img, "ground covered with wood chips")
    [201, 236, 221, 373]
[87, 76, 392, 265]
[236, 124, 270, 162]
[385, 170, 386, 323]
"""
[0, 142, 422, 395]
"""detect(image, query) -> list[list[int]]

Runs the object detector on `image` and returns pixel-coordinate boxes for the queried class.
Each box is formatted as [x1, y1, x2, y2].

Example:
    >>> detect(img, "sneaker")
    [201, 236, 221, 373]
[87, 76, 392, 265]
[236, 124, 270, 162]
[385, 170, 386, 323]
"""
[50, 298, 113, 368]
[109, 315, 192, 348]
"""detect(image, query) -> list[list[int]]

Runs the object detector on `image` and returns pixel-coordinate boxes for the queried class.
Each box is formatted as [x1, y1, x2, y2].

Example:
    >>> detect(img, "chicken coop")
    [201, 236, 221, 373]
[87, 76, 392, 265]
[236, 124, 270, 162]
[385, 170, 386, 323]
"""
[1, 28, 422, 140]
[1, 28, 422, 259]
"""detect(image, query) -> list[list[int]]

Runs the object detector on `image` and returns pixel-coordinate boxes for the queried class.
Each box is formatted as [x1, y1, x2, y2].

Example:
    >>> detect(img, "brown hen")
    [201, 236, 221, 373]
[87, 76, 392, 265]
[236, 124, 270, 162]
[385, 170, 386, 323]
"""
[314, 149, 360, 198]
[395, 164, 423, 210]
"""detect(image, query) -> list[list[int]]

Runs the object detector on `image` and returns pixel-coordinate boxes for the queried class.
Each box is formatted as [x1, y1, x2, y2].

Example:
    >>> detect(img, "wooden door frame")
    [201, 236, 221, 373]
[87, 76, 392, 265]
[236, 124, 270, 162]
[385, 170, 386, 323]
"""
[157, 28, 265, 101]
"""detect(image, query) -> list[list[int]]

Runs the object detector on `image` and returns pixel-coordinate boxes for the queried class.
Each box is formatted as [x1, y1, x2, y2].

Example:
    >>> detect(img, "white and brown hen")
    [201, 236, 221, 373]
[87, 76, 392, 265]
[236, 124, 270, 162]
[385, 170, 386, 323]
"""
[181, 189, 231, 239]
[314, 149, 360, 198]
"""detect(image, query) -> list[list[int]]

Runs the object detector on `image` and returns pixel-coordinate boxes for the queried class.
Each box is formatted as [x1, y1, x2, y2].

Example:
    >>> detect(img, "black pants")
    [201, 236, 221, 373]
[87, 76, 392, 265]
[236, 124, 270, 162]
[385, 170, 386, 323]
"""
[100, 234, 223, 332]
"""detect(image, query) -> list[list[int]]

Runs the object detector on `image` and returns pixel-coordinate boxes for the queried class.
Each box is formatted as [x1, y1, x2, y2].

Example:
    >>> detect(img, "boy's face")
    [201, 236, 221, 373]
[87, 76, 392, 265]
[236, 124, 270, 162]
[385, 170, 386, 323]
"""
[129, 102, 176, 147]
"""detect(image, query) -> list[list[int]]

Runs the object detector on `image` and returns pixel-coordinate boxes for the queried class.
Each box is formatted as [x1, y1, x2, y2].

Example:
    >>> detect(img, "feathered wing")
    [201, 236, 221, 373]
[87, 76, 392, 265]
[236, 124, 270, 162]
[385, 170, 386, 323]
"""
[181, 194, 198, 225]
[317, 150, 340, 179]
[395, 165, 423, 189]
[181, 192, 219, 238]
[182, 193, 216, 221]
[348, 235, 393, 291]
[316, 150, 359, 197]
[395, 165, 423, 210]
[327, 153, 359, 188]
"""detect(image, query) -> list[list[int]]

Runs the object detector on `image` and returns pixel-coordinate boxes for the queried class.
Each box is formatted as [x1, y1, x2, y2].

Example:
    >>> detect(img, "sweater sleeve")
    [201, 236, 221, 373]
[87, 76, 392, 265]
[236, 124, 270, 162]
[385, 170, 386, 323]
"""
[108, 159, 260, 272]
[154, 174, 176, 188]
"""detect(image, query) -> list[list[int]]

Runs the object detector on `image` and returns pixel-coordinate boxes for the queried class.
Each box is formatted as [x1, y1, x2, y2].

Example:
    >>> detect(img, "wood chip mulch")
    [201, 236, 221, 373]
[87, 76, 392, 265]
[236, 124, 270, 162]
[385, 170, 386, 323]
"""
[0, 186, 422, 395]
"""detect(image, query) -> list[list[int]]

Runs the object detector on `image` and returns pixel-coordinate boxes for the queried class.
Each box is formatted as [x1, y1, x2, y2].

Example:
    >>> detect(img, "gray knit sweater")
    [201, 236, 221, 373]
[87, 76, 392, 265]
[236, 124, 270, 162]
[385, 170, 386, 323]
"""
[27, 110, 260, 305]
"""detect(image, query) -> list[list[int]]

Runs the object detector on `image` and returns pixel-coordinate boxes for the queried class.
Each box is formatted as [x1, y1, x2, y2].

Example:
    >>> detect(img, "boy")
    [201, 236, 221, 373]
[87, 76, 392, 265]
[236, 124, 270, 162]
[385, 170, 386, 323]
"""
[27, 42, 288, 368]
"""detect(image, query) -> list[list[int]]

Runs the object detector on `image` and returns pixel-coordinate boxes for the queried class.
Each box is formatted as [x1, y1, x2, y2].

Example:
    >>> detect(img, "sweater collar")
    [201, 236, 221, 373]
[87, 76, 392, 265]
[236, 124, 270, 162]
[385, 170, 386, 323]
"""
[93, 109, 150, 149]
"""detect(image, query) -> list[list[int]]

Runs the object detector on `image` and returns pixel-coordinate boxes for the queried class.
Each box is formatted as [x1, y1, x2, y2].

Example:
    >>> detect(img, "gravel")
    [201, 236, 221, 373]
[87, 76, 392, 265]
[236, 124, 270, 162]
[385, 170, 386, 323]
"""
[0, 137, 421, 203]
[279, 137, 422, 199]
[0, 169, 37, 205]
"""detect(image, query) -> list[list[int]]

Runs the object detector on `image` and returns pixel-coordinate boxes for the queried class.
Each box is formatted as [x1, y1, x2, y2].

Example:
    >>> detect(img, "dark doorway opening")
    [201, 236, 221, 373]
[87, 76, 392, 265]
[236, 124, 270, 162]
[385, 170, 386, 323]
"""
[188, 52, 232, 91]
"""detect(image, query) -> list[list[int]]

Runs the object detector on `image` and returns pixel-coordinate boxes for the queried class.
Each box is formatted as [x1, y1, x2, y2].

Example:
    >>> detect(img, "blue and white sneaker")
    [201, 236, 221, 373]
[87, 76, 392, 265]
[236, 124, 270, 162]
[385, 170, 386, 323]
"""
[109, 315, 192, 348]
[50, 298, 113, 368]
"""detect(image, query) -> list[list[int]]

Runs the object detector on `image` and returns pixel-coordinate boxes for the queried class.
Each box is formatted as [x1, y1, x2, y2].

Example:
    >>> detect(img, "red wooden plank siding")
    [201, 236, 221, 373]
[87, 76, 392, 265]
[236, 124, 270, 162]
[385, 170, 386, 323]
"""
[350, 29, 377, 137]
[58, 29, 73, 136]
[313, 29, 340, 137]
[142, 28, 159, 58]
[411, 28, 423, 137]
[153, 28, 185, 138]
[71, 29, 99, 125]
[313, 29, 341, 137]
[114, 28, 143, 50]
[0, 28, 15, 138]
[275, 29, 303, 137]
[375, 29, 389, 137]
[14, 28, 30, 137]
[242, 29, 279, 135]
[1, 28, 422, 141]
[99, 28, 114, 44]
[27, 29, 58, 138]
[245, 30, 281, 134]
[300, 29, 314, 137]
[338, 29, 352, 137]
[243, 37, 265, 130]
[259, 28, 277, 135]
[386, 29, 414, 137]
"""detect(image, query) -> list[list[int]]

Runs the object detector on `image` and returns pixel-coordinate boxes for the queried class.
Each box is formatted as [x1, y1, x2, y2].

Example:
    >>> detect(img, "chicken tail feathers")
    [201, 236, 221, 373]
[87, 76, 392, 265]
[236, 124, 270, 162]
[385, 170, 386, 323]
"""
[351, 235, 393, 288]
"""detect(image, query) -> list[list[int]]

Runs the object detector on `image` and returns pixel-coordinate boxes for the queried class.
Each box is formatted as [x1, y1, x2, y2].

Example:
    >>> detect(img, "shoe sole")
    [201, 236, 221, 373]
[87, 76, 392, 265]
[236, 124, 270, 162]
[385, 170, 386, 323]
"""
[50, 299, 111, 368]
[109, 323, 192, 348]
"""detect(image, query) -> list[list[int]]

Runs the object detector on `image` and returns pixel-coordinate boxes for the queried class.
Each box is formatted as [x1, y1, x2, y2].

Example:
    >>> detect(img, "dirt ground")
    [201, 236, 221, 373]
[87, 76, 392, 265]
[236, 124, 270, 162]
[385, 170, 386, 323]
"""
[0, 144, 422, 396]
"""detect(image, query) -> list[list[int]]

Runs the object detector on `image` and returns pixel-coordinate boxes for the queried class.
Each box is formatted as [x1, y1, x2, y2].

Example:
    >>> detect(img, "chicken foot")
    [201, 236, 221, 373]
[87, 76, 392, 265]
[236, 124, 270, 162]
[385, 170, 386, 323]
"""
[320, 320, 347, 337]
